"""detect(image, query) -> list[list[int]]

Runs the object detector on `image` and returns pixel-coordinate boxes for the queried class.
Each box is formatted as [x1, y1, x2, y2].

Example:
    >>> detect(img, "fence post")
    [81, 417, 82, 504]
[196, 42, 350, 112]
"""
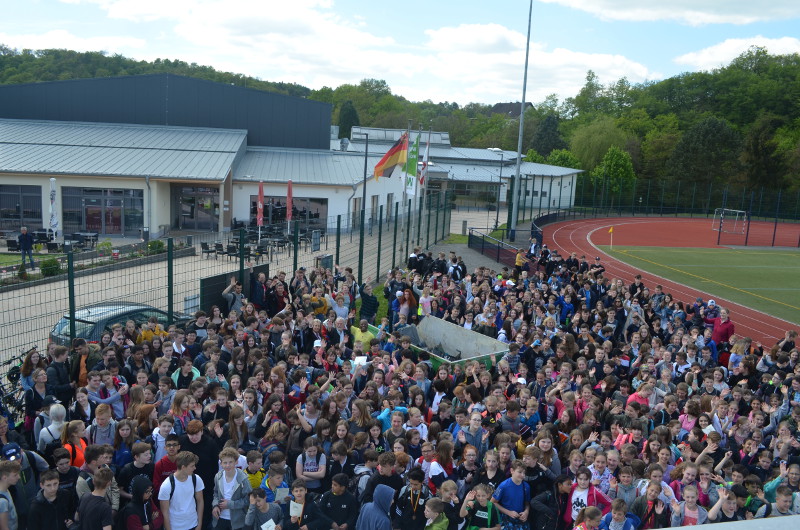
[434, 192, 440, 242]
[405, 198, 412, 260]
[427, 195, 433, 248]
[377, 205, 383, 281]
[293, 220, 300, 273]
[68, 251, 76, 342]
[416, 195, 423, 246]
[335, 215, 341, 266]
[392, 202, 399, 269]
[772, 190, 782, 247]
[168, 237, 174, 325]
[744, 191, 754, 246]
[690, 182, 697, 217]
[675, 180, 681, 217]
[358, 210, 365, 285]
[238, 228, 245, 286]
[717, 189, 728, 246]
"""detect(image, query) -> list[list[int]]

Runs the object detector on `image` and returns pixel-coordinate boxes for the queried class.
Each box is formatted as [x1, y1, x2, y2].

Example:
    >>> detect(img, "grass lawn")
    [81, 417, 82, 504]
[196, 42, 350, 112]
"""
[0, 253, 24, 268]
[601, 245, 800, 324]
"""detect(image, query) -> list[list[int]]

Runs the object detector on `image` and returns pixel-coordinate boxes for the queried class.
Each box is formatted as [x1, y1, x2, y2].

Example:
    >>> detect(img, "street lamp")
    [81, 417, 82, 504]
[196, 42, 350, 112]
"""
[488, 148, 503, 230]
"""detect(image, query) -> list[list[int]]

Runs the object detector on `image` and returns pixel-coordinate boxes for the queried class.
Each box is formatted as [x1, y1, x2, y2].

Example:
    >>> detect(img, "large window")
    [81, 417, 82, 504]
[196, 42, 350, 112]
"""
[62, 187, 143, 236]
[0, 185, 42, 230]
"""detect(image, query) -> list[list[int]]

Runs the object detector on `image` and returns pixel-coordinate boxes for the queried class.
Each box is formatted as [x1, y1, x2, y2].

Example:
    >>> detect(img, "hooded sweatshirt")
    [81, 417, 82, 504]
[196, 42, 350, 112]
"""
[356, 483, 393, 530]
[119, 475, 155, 530]
[27, 488, 73, 530]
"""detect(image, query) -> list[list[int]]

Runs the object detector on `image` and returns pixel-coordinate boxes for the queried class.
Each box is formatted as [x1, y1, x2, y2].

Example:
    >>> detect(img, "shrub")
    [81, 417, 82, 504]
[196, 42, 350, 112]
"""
[147, 240, 166, 254]
[17, 262, 27, 280]
[40, 257, 62, 277]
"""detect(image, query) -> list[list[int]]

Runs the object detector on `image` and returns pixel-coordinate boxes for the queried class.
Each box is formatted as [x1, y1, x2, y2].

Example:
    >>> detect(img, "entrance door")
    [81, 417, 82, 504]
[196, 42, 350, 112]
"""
[104, 199, 123, 234]
[176, 187, 219, 231]
[85, 199, 103, 232]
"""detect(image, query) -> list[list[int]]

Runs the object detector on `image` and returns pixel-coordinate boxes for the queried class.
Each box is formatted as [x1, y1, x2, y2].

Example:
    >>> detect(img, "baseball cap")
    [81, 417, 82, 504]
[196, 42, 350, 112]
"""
[313, 340, 322, 348]
[395, 290, 403, 298]
[42, 395, 60, 408]
[517, 378, 527, 385]
[595, 256, 601, 260]
[2, 443, 21, 461]
[532, 340, 542, 347]
[506, 280, 515, 287]
[708, 299, 716, 306]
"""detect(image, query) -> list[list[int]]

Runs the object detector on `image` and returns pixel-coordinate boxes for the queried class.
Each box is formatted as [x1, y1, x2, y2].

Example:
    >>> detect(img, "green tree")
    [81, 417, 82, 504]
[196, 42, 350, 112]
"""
[337, 100, 360, 139]
[569, 116, 631, 171]
[667, 116, 742, 184]
[594, 146, 636, 208]
[546, 149, 581, 169]
[741, 113, 786, 188]
[525, 149, 546, 163]
[530, 114, 567, 156]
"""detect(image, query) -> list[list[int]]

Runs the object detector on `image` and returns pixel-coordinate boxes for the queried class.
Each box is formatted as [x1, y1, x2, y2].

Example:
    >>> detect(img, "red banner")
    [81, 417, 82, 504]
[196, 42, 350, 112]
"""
[257, 181, 264, 226]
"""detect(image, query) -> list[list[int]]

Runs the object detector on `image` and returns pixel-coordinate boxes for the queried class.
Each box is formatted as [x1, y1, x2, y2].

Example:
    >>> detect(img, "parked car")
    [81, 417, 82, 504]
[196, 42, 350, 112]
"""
[49, 302, 192, 346]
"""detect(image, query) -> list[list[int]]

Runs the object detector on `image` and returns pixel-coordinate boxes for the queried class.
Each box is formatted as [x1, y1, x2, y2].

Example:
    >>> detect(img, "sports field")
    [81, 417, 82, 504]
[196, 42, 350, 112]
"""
[599, 245, 800, 324]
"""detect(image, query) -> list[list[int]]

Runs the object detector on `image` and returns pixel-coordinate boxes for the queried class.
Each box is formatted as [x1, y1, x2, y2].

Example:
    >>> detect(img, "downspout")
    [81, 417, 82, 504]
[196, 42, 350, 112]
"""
[145, 175, 152, 235]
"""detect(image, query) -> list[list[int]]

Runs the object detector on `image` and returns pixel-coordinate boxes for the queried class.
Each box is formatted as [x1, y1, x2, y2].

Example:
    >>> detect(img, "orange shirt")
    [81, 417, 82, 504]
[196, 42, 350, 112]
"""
[64, 439, 88, 467]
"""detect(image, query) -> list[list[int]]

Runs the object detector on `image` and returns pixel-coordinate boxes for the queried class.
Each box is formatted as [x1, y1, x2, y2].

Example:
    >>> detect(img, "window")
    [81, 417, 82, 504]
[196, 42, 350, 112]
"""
[0, 185, 42, 230]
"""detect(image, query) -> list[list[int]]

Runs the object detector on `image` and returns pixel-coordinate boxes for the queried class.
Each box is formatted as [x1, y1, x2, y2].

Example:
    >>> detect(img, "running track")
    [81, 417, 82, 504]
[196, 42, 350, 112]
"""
[545, 217, 797, 345]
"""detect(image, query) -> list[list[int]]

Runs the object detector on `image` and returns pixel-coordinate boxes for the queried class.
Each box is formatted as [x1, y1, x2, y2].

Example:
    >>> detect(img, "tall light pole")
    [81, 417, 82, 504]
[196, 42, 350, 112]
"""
[488, 148, 503, 230]
[509, 0, 534, 242]
[352, 131, 369, 285]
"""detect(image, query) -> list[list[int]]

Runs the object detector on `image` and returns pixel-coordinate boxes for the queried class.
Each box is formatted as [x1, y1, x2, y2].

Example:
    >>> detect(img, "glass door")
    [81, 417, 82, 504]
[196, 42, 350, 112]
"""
[85, 199, 103, 232]
[104, 199, 123, 234]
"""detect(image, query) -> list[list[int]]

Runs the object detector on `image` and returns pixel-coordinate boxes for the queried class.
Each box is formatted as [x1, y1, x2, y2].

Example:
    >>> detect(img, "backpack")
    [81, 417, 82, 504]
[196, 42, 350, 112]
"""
[42, 426, 72, 466]
[348, 469, 372, 500]
[168, 473, 198, 506]
[79, 470, 94, 492]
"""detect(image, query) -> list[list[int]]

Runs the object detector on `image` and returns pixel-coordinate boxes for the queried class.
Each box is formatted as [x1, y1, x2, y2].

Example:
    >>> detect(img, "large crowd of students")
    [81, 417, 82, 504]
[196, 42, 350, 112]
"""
[4, 245, 800, 530]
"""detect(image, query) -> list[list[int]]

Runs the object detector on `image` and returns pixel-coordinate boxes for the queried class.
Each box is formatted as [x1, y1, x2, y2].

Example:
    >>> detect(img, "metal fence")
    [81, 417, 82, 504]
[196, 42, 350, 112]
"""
[0, 191, 452, 371]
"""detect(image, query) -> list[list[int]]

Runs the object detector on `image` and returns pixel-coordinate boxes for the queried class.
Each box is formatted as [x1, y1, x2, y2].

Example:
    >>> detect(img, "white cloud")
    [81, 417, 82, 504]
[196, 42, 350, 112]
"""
[537, 0, 800, 25]
[16, 3, 660, 105]
[674, 36, 800, 70]
[0, 29, 145, 53]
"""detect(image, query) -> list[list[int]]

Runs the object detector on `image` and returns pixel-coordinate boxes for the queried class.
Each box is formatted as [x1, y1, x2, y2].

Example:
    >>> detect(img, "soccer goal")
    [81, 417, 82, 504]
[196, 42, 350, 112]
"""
[712, 208, 748, 233]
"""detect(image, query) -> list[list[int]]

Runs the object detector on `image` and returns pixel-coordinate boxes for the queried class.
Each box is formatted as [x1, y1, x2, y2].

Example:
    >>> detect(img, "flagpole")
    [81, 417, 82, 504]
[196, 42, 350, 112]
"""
[403, 121, 411, 259]
[421, 123, 431, 244]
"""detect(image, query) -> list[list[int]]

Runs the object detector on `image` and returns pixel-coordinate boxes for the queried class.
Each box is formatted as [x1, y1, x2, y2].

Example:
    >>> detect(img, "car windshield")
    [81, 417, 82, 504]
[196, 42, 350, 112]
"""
[52, 316, 96, 339]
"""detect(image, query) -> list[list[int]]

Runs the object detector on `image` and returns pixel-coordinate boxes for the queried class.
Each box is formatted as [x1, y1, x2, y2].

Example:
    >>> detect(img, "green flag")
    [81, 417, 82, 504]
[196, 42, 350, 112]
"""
[404, 134, 420, 176]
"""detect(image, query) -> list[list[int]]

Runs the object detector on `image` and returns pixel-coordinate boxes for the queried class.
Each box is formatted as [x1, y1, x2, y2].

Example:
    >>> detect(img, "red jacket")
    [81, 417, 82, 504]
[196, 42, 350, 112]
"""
[704, 316, 735, 344]
[565, 484, 611, 524]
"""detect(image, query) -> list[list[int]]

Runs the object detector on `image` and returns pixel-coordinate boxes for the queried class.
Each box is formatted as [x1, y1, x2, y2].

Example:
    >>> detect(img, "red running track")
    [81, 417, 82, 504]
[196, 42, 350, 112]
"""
[545, 217, 797, 345]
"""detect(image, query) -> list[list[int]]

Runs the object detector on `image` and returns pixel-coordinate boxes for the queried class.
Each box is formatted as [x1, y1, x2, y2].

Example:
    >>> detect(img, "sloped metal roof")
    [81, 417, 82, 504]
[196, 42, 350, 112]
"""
[437, 161, 581, 183]
[0, 118, 246, 180]
[234, 148, 382, 186]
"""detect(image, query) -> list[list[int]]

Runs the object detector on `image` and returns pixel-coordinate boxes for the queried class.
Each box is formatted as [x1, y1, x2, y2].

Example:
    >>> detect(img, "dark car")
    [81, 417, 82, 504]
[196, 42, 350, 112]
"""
[49, 302, 192, 346]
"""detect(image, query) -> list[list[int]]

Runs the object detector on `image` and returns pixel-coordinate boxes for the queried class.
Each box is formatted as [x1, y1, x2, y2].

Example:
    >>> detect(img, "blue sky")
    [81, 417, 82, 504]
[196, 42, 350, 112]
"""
[3, 0, 800, 106]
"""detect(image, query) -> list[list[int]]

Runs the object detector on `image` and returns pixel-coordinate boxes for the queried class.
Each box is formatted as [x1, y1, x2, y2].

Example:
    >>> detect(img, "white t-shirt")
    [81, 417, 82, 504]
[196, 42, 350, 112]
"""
[571, 488, 589, 520]
[220, 473, 236, 520]
[158, 474, 205, 530]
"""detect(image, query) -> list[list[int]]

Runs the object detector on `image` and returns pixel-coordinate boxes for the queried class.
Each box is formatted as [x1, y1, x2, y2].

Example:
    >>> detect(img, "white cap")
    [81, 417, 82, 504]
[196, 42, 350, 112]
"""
[708, 299, 716, 306]
[506, 280, 515, 287]
[396, 290, 404, 298]
[313, 340, 322, 348]
[517, 378, 527, 385]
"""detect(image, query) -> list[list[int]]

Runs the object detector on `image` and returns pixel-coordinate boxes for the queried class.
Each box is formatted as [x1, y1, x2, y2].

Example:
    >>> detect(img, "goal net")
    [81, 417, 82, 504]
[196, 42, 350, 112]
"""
[712, 208, 748, 233]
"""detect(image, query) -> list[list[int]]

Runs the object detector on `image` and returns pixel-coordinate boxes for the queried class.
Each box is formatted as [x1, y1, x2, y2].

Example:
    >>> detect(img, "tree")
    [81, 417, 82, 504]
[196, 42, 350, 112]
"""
[569, 116, 631, 172]
[741, 112, 786, 188]
[337, 100, 360, 139]
[667, 116, 742, 184]
[525, 149, 546, 163]
[594, 146, 636, 208]
[546, 149, 581, 169]
[530, 114, 567, 156]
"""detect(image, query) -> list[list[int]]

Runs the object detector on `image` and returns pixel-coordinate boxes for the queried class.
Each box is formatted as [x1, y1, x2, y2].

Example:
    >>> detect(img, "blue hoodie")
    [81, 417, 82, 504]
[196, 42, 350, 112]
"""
[356, 484, 393, 530]
[598, 511, 641, 530]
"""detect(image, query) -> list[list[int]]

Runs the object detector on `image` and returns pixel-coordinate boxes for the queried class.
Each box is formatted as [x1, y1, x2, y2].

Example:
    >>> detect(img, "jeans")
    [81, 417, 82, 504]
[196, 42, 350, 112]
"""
[21, 248, 34, 268]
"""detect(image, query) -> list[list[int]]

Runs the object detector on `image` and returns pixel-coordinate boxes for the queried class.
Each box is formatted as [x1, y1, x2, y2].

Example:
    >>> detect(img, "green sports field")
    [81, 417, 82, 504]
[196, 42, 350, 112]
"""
[599, 245, 800, 324]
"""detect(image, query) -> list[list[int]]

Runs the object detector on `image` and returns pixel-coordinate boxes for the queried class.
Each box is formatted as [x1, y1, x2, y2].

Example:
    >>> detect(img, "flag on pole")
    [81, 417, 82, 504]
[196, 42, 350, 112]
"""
[374, 133, 408, 181]
[257, 181, 264, 227]
[420, 134, 430, 186]
[403, 134, 420, 196]
[287, 180, 293, 221]
[608, 226, 613, 234]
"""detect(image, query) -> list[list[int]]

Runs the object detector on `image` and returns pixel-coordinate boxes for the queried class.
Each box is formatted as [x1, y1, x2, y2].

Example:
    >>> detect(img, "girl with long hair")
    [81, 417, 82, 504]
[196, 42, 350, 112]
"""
[135, 404, 158, 440]
[113, 419, 138, 469]
[170, 391, 193, 436]
[20, 348, 47, 391]
[61, 419, 88, 467]
[228, 405, 252, 452]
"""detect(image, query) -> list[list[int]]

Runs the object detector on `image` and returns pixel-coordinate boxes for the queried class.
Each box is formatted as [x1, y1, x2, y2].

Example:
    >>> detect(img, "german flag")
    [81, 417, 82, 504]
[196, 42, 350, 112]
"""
[374, 133, 408, 181]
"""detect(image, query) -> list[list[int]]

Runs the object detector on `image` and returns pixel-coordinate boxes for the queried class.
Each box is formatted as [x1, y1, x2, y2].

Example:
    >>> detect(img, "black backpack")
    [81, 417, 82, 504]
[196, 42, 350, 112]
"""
[348, 469, 372, 500]
[42, 426, 73, 467]
[168, 473, 198, 505]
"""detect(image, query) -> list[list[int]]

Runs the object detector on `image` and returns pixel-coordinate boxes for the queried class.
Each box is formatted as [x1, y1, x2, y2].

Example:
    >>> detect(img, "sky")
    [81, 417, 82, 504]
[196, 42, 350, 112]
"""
[3, 0, 800, 106]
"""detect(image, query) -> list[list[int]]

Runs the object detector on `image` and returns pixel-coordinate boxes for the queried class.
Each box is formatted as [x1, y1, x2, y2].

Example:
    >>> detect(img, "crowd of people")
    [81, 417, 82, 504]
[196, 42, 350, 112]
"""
[5, 242, 800, 530]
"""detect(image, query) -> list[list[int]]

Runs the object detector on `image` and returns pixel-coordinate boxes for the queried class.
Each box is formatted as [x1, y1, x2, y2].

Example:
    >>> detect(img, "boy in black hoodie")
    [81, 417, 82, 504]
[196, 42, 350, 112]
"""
[393, 468, 432, 530]
[27, 470, 75, 530]
[523, 446, 556, 497]
[317, 473, 358, 530]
